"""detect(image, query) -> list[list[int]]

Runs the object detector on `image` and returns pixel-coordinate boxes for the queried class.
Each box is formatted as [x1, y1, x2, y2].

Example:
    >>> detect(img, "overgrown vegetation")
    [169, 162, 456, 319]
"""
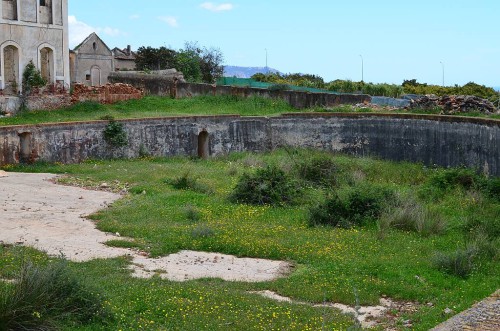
[252, 72, 500, 103]
[22, 60, 46, 96]
[1, 150, 499, 330]
[309, 184, 394, 228]
[229, 165, 301, 206]
[0, 95, 297, 126]
[103, 118, 128, 148]
[0, 258, 111, 330]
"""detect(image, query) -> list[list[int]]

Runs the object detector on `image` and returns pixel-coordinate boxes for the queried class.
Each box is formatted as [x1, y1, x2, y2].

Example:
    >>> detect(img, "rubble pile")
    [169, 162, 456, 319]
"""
[410, 95, 498, 114]
[71, 83, 143, 104]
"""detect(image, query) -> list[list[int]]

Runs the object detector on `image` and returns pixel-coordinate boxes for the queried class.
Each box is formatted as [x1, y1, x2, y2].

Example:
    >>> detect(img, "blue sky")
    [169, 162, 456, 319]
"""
[69, 0, 500, 87]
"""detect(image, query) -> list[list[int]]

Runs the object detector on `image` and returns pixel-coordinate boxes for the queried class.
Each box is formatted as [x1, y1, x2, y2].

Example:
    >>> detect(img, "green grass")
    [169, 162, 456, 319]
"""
[0, 95, 298, 126]
[1, 95, 498, 127]
[1, 150, 499, 330]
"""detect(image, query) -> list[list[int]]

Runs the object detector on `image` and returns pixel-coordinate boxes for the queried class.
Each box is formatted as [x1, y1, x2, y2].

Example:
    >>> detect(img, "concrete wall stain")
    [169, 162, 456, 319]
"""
[0, 113, 499, 176]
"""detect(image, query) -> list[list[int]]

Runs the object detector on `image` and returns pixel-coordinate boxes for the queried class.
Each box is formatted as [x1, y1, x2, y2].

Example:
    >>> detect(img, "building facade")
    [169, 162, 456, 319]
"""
[112, 45, 136, 72]
[70, 33, 114, 86]
[0, 0, 70, 94]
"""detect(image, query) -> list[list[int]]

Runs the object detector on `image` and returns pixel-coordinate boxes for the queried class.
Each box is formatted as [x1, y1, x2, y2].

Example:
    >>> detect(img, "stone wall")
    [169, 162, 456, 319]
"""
[1, 114, 499, 176]
[108, 73, 371, 109]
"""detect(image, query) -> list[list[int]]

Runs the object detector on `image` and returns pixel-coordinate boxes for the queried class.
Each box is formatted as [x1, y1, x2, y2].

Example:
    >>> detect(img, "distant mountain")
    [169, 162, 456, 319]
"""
[223, 66, 282, 78]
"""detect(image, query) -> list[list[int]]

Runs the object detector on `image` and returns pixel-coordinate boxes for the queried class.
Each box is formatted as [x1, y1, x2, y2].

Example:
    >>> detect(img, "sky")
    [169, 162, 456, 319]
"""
[69, 0, 500, 88]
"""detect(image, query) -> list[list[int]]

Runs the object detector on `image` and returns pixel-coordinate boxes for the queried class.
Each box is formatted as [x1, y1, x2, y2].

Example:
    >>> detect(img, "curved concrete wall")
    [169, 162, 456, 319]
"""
[0, 113, 499, 176]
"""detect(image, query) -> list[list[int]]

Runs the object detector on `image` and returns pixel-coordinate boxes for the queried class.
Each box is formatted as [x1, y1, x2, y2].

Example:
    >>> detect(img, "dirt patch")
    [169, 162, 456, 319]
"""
[0, 172, 291, 282]
[251, 290, 419, 329]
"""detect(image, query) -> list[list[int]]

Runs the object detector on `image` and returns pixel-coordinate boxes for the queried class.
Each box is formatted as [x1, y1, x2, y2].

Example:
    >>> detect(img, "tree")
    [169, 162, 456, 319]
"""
[135, 46, 177, 71]
[134, 42, 224, 83]
[175, 49, 202, 82]
[183, 42, 224, 83]
[22, 61, 46, 95]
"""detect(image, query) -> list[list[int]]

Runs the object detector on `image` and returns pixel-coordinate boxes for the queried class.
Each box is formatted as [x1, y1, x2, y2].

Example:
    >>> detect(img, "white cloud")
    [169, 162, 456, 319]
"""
[200, 2, 234, 12]
[158, 16, 179, 28]
[68, 15, 124, 48]
[129, 14, 140, 20]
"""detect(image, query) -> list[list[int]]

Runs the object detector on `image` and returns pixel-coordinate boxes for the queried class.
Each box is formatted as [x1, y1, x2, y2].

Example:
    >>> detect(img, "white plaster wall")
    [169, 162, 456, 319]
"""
[0, 0, 69, 92]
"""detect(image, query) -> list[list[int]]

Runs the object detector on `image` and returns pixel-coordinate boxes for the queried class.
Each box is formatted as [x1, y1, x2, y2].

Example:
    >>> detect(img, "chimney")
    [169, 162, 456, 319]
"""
[126, 45, 131, 55]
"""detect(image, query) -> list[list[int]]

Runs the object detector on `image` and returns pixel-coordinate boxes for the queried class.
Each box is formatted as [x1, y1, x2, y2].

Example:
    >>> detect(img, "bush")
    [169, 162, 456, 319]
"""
[229, 165, 301, 206]
[428, 168, 480, 191]
[103, 120, 128, 148]
[184, 205, 202, 222]
[483, 177, 500, 201]
[378, 197, 446, 237]
[296, 155, 338, 187]
[0, 260, 111, 330]
[309, 184, 394, 228]
[432, 247, 477, 278]
[462, 210, 500, 259]
[167, 172, 211, 193]
[22, 60, 46, 95]
[191, 225, 216, 239]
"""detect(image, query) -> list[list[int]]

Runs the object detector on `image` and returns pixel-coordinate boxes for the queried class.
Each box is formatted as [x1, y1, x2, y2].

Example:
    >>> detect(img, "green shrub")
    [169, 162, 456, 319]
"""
[462, 213, 500, 241]
[167, 172, 211, 193]
[103, 120, 128, 148]
[483, 177, 500, 201]
[22, 60, 46, 95]
[296, 155, 338, 187]
[191, 225, 216, 239]
[428, 168, 480, 191]
[184, 205, 202, 222]
[309, 184, 394, 228]
[378, 197, 447, 237]
[229, 165, 301, 206]
[432, 247, 477, 278]
[0, 260, 111, 330]
[462, 210, 500, 259]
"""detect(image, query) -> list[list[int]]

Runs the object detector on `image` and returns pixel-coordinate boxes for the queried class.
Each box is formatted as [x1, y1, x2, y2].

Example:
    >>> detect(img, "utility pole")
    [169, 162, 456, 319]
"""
[265, 48, 268, 74]
[359, 55, 364, 82]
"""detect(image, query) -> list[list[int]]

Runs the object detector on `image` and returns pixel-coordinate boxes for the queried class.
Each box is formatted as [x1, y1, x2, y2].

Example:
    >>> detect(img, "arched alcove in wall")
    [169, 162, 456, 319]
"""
[197, 131, 209, 159]
[2, 45, 20, 94]
[18, 132, 32, 163]
[39, 46, 54, 83]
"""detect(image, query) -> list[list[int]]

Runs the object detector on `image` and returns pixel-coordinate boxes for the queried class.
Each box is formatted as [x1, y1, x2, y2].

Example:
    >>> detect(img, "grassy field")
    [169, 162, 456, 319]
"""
[1, 95, 499, 127]
[0, 96, 299, 126]
[1, 149, 499, 330]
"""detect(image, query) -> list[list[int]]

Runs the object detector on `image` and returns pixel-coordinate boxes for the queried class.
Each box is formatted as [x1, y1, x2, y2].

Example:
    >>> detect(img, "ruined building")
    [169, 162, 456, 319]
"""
[0, 0, 70, 94]
[112, 45, 136, 71]
[69, 32, 114, 86]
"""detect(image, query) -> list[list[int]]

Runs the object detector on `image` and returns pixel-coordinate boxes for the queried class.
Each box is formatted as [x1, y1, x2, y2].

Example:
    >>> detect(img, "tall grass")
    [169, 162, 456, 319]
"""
[0, 259, 111, 330]
[378, 195, 447, 237]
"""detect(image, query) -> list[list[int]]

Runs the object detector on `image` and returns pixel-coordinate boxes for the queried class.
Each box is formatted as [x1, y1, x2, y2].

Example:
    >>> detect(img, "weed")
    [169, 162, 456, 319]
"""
[191, 225, 216, 239]
[0, 259, 112, 330]
[138, 144, 150, 158]
[378, 196, 447, 237]
[309, 184, 394, 228]
[432, 247, 477, 278]
[295, 154, 338, 187]
[229, 165, 301, 206]
[184, 205, 202, 222]
[103, 120, 128, 148]
[167, 172, 212, 193]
